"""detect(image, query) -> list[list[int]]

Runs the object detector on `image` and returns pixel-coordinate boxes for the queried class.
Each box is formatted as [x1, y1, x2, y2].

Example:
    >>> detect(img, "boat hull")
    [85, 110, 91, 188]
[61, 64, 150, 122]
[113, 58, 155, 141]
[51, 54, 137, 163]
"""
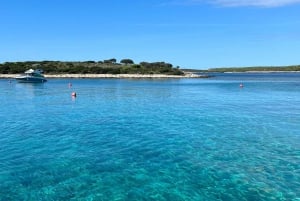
[15, 76, 47, 83]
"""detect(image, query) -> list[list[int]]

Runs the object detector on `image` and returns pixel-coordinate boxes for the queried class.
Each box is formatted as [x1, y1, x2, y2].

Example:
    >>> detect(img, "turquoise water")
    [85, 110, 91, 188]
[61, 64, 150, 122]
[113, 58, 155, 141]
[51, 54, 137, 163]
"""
[0, 73, 299, 200]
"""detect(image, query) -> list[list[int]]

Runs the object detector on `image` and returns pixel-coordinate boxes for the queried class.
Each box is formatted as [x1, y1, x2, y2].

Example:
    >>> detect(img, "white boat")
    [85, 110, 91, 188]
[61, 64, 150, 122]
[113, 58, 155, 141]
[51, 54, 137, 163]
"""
[15, 69, 47, 83]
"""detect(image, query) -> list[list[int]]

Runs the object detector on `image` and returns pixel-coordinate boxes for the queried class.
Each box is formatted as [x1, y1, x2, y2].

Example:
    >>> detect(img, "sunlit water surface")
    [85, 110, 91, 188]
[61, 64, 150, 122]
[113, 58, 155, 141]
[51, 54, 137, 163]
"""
[0, 73, 299, 200]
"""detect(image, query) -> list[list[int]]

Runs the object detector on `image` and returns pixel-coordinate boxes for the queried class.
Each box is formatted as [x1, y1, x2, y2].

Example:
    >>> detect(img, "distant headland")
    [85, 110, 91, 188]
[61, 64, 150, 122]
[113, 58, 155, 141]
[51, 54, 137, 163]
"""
[183, 65, 300, 73]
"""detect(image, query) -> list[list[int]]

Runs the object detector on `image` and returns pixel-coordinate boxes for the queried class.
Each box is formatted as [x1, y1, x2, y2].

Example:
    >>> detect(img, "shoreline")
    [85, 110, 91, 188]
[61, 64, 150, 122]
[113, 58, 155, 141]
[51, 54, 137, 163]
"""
[1, 71, 299, 79]
[0, 73, 207, 79]
[223, 71, 300, 73]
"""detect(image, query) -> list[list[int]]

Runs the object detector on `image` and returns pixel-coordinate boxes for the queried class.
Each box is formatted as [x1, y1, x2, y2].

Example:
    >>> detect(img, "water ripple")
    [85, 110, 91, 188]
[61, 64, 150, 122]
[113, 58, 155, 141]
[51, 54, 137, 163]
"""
[0, 77, 299, 200]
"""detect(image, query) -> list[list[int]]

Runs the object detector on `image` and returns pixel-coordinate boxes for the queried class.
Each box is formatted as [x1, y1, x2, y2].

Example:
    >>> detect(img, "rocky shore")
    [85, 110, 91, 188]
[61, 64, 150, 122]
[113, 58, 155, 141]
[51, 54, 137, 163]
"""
[0, 73, 209, 79]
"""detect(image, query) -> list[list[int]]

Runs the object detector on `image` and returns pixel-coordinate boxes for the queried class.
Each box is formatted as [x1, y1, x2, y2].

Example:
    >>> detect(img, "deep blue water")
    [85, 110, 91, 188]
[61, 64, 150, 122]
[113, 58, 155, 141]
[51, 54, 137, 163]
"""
[0, 73, 299, 200]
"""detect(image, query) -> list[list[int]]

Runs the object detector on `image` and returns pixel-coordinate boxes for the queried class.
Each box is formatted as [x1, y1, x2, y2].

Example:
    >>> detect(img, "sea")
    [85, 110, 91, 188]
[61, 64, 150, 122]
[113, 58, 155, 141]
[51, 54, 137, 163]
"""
[0, 73, 299, 201]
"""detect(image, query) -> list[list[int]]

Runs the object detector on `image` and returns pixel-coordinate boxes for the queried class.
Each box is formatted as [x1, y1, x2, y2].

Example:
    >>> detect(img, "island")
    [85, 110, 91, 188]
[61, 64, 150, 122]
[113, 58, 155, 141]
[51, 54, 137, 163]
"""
[2, 60, 299, 79]
[183, 65, 300, 73]
[0, 59, 210, 78]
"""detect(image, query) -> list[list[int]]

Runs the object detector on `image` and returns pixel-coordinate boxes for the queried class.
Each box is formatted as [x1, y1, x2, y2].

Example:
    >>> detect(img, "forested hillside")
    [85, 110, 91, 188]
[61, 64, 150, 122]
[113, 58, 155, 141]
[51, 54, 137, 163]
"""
[0, 59, 184, 75]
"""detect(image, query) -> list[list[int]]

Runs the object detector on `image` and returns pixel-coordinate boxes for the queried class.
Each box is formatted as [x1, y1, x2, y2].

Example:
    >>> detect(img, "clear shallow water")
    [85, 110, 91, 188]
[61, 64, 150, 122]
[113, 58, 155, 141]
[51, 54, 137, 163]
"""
[0, 73, 299, 200]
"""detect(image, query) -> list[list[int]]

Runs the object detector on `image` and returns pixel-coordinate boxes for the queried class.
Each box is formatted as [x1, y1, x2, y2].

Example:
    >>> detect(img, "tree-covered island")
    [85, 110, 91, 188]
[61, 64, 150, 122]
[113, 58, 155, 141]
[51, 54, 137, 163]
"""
[0, 59, 184, 75]
[2, 59, 300, 76]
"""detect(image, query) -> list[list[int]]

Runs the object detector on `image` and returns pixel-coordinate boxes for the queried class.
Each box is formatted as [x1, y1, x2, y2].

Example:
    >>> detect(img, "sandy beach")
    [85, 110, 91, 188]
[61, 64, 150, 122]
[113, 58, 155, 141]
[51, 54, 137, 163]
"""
[0, 73, 206, 79]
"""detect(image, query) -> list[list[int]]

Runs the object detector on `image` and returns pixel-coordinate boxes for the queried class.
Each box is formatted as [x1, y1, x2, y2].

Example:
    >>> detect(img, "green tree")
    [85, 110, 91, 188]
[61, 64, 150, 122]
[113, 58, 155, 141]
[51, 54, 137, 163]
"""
[109, 58, 117, 63]
[103, 58, 117, 64]
[120, 59, 134, 65]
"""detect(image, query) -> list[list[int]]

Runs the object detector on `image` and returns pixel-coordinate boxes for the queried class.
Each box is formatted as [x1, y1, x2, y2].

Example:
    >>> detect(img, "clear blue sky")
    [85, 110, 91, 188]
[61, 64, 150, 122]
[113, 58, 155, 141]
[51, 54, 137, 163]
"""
[1, 0, 300, 69]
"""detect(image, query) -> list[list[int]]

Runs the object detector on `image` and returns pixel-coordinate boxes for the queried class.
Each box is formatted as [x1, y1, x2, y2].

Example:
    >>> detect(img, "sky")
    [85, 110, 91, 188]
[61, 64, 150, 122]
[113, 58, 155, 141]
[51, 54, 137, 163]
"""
[1, 0, 300, 69]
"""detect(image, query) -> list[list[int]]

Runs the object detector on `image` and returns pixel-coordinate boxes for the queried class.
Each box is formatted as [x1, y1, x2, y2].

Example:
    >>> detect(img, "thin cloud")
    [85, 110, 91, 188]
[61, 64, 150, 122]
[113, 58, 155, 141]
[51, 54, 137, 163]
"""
[173, 0, 300, 7]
